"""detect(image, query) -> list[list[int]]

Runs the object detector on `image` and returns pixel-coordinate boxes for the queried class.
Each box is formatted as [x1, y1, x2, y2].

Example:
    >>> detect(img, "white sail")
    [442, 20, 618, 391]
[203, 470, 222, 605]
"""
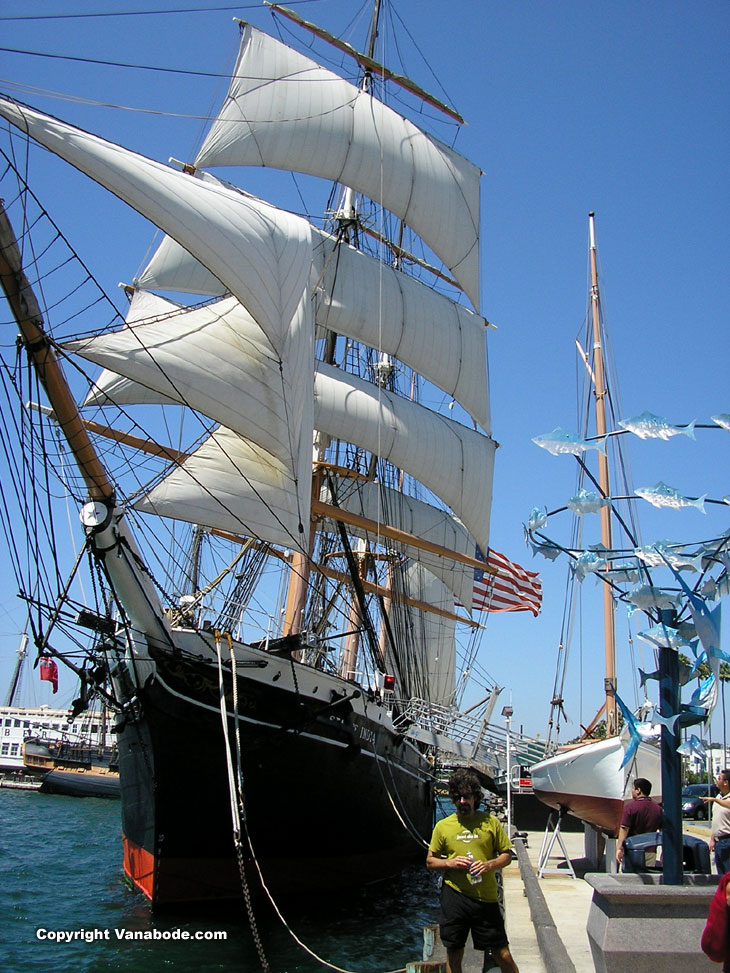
[124, 288, 184, 321]
[0, 97, 315, 530]
[67, 293, 295, 468]
[390, 563, 457, 705]
[320, 478, 476, 610]
[194, 24, 481, 309]
[313, 236, 489, 431]
[133, 425, 306, 551]
[138, 225, 490, 430]
[315, 363, 494, 555]
[84, 357, 495, 558]
[85, 370, 178, 409]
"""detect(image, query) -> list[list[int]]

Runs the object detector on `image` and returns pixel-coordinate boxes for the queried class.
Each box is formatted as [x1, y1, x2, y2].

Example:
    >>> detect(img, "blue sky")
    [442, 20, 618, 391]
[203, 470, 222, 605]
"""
[0, 0, 727, 741]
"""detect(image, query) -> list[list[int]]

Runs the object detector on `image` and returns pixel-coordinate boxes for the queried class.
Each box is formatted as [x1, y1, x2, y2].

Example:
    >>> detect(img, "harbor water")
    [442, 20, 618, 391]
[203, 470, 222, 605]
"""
[1, 788, 445, 972]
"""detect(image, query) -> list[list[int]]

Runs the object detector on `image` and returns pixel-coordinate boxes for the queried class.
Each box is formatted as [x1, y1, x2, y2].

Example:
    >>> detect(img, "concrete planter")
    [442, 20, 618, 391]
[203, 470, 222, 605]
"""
[585, 873, 719, 972]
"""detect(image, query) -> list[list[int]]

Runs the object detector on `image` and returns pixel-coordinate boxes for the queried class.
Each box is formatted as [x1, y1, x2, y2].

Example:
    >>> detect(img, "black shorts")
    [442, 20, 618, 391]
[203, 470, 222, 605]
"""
[439, 882, 509, 952]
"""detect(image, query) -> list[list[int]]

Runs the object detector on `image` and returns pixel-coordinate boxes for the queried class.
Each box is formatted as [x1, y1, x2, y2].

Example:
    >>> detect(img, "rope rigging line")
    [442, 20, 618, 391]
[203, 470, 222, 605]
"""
[376, 750, 430, 850]
[213, 629, 408, 973]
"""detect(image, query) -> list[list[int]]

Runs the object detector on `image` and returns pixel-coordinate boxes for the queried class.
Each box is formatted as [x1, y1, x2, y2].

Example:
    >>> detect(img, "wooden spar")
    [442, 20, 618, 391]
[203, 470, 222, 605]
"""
[0, 203, 114, 502]
[312, 498, 497, 574]
[322, 564, 481, 629]
[204, 529, 480, 627]
[263, 3, 466, 125]
[38, 408, 499, 579]
[31, 405, 188, 465]
[588, 212, 617, 737]
[359, 223, 461, 291]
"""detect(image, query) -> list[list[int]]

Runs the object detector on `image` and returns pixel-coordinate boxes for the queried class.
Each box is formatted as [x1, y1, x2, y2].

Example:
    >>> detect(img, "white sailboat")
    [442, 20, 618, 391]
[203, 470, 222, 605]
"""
[530, 214, 661, 837]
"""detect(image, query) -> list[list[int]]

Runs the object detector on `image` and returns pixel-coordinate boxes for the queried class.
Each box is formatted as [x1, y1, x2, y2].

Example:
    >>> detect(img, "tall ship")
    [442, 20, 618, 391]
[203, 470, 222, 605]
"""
[0, 4, 540, 909]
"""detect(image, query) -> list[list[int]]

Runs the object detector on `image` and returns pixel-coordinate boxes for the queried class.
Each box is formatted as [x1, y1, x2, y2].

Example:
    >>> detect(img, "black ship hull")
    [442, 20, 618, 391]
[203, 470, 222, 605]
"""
[39, 767, 120, 799]
[116, 648, 434, 909]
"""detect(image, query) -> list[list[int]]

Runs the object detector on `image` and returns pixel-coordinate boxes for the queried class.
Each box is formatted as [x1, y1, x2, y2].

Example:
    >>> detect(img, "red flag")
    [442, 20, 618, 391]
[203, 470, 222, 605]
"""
[40, 657, 59, 694]
[473, 547, 542, 616]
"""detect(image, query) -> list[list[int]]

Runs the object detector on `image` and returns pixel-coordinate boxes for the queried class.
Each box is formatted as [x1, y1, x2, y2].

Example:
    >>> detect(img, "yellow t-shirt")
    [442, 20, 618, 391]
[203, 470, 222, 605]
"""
[429, 811, 511, 902]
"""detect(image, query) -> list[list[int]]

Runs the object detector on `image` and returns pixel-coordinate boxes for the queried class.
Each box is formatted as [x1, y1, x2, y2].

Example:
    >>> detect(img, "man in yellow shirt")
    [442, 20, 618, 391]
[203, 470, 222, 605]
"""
[427, 768, 518, 973]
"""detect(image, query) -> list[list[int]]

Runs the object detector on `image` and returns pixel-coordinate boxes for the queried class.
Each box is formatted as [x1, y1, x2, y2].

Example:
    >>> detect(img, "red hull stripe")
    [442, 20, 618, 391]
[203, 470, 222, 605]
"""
[123, 834, 155, 901]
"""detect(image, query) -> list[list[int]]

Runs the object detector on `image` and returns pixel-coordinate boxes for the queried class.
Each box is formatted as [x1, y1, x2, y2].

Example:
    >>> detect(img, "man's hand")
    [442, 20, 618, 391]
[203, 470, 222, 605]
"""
[468, 858, 493, 877]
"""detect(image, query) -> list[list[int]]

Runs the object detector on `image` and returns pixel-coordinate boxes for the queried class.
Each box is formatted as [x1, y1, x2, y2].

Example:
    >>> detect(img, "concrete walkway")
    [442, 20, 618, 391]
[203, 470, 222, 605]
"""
[503, 829, 594, 972]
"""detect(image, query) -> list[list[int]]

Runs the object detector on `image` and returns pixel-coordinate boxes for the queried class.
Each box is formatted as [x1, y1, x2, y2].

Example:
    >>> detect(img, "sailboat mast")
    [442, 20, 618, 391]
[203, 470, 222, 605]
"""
[588, 212, 617, 736]
[4, 633, 29, 707]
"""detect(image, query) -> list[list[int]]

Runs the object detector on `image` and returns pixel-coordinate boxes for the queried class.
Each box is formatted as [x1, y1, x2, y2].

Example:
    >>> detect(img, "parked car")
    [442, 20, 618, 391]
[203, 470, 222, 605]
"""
[682, 783, 718, 820]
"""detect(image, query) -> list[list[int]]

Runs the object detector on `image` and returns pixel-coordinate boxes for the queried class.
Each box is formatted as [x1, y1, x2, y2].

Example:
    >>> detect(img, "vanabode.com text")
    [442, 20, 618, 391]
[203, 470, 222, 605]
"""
[37, 928, 227, 942]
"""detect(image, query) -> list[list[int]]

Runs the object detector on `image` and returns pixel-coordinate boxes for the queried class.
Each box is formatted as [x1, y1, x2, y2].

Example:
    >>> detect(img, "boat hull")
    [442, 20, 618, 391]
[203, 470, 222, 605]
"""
[39, 767, 120, 799]
[530, 736, 661, 835]
[116, 649, 434, 909]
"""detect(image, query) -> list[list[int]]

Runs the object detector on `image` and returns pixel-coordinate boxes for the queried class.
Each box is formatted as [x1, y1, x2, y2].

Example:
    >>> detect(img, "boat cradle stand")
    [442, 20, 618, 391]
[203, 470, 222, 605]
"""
[537, 807, 576, 879]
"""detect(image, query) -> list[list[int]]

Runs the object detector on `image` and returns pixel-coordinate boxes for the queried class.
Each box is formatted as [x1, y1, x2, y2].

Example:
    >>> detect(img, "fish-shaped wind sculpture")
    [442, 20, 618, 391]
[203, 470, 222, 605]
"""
[608, 689, 644, 769]
[637, 622, 693, 652]
[618, 411, 696, 440]
[638, 660, 692, 688]
[524, 412, 727, 755]
[532, 427, 607, 456]
[604, 565, 641, 584]
[566, 489, 611, 515]
[688, 673, 720, 712]
[658, 556, 724, 720]
[573, 549, 608, 580]
[626, 584, 680, 612]
[635, 481, 706, 513]
[528, 506, 548, 530]
[634, 541, 703, 572]
[646, 705, 682, 734]
[677, 734, 707, 761]
[703, 574, 730, 602]
[528, 540, 562, 561]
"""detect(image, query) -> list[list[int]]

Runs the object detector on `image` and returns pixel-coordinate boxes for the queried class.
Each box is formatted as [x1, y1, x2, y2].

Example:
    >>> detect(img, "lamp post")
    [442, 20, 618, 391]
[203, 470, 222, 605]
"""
[502, 704, 514, 837]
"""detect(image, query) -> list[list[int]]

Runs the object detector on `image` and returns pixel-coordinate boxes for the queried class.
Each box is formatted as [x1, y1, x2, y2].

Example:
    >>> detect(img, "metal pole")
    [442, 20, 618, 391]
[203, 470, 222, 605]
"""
[506, 716, 512, 838]
[502, 703, 514, 837]
[659, 608, 682, 884]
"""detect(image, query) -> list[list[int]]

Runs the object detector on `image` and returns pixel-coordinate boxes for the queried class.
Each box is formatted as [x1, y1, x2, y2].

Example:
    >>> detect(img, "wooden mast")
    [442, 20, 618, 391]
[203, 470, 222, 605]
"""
[588, 212, 617, 737]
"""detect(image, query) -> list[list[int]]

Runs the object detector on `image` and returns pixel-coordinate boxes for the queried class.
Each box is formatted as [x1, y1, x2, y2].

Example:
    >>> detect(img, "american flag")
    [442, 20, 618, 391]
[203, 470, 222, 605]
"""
[473, 546, 542, 616]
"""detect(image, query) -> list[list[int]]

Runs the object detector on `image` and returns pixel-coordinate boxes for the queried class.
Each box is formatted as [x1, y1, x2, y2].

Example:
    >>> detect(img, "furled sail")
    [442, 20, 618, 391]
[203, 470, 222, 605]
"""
[193, 24, 481, 309]
[320, 477, 477, 611]
[138, 223, 490, 431]
[387, 563, 457, 705]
